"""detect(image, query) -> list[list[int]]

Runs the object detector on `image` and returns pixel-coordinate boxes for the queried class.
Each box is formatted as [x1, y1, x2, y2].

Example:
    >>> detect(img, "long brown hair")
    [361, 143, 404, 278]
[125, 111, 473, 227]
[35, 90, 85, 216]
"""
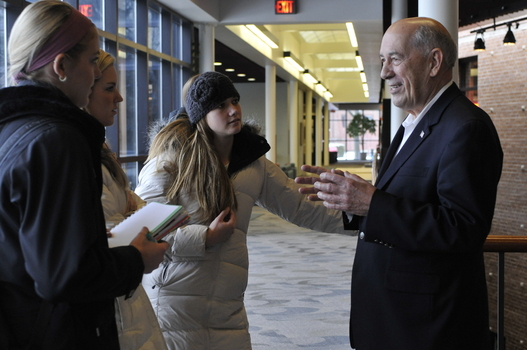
[147, 115, 237, 224]
[101, 143, 128, 190]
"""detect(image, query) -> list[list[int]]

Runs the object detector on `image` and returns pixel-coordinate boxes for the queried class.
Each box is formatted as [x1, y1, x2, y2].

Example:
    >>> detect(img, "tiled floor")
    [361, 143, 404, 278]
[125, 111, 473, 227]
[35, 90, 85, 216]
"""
[246, 206, 358, 349]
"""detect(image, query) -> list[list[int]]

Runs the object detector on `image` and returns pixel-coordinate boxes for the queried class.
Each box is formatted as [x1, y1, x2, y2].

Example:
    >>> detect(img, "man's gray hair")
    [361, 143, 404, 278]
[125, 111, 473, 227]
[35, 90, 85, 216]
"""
[411, 24, 458, 68]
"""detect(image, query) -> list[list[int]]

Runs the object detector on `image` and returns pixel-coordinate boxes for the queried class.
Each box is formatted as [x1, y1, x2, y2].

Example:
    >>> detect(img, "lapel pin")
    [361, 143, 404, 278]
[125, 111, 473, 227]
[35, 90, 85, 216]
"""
[420, 131, 425, 138]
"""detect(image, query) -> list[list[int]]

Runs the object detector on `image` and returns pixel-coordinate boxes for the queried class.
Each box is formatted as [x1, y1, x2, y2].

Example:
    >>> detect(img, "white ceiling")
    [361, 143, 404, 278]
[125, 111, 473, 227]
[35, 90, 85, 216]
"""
[158, 0, 384, 104]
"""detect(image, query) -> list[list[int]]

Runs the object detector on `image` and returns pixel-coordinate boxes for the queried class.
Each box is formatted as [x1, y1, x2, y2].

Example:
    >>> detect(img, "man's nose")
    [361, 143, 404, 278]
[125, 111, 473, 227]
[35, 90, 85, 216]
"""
[380, 63, 392, 80]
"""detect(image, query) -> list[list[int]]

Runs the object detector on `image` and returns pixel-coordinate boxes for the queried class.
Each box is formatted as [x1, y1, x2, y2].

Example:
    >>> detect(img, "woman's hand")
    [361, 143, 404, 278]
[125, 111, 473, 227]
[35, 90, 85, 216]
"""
[130, 227, 169, 273]
[205, 207, 237, 247]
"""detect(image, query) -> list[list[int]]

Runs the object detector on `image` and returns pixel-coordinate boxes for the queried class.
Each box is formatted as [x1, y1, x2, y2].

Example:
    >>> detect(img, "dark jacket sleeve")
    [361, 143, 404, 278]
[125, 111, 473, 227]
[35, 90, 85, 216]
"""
[12, 122, 143, 302]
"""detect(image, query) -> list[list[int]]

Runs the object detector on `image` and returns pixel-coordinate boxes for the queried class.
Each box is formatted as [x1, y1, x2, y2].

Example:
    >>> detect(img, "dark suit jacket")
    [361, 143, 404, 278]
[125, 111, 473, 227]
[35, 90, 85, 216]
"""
[347, 83, 503, 350]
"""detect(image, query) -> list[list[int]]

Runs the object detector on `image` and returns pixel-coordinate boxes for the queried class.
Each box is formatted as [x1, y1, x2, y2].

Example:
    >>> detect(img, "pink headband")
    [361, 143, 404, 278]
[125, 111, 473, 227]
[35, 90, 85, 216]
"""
[18, 7, 93, 79]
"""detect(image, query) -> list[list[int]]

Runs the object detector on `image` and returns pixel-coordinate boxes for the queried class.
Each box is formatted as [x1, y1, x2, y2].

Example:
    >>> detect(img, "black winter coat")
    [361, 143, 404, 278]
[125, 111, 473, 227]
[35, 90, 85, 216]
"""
[0, 83, 144, 349]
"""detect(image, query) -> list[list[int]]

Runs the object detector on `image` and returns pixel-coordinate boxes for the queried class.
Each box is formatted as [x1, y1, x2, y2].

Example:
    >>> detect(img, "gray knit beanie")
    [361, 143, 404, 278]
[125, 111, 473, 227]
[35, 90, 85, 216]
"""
[185, 71, 240, 125]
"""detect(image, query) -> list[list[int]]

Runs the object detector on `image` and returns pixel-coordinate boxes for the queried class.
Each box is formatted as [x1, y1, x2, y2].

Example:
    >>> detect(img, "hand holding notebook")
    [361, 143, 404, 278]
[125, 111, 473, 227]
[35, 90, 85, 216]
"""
[108, 202, 189, 248]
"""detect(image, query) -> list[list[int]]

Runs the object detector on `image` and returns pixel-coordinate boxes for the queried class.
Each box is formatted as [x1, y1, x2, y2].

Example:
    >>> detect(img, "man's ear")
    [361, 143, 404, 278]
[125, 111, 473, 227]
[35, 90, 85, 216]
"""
[429, 48, 443, 77]
[52, 53, 68, 81]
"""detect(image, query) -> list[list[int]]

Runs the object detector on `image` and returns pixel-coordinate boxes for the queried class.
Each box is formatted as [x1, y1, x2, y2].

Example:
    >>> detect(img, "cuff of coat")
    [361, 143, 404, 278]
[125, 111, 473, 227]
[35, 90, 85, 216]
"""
[111, 245, 144, 299]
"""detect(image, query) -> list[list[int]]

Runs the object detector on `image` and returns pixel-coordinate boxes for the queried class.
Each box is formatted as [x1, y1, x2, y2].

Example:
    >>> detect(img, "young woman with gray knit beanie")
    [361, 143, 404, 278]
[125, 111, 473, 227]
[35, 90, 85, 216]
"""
[136, 71, 346, 350]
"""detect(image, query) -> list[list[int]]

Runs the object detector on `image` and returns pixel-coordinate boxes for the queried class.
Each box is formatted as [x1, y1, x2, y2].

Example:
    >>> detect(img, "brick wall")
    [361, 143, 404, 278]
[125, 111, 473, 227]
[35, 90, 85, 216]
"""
[459, 18, 527, 350]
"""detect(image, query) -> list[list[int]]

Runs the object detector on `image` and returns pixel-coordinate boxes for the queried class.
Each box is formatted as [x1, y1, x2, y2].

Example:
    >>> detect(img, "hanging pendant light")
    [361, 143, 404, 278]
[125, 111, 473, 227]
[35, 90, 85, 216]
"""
[474, 31, 486, 51]
[503, 23, 516, 45]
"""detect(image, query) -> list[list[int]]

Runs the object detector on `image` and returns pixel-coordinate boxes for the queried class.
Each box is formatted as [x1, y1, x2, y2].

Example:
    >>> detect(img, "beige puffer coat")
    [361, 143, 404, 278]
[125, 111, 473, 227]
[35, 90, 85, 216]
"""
[136, 129, 346, 350]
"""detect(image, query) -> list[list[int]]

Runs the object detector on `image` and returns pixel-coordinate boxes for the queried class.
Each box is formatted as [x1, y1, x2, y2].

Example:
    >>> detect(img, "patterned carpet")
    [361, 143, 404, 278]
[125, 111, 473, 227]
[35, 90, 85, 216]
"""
[246, 206, 358, 350]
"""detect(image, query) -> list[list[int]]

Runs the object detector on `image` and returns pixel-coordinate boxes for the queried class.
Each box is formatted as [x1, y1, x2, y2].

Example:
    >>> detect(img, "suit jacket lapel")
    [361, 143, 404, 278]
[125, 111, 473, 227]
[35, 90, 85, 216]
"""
[375, 83, 461, 189]
[375, 125, 404, 186]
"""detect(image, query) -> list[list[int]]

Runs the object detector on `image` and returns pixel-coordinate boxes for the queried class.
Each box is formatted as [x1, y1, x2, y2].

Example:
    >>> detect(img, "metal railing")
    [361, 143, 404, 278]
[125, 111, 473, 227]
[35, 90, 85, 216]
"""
[483, 235, 527, 350]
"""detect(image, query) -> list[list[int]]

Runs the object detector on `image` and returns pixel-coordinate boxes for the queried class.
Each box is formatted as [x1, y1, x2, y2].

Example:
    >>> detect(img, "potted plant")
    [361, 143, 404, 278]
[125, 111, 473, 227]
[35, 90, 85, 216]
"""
[346, 113, 377, 160]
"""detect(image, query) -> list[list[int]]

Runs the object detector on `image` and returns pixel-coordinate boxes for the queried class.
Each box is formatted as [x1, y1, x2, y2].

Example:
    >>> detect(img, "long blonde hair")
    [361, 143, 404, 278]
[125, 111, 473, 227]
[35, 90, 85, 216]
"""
[147, 115, 237, 224]
[95, 49, 115, 74]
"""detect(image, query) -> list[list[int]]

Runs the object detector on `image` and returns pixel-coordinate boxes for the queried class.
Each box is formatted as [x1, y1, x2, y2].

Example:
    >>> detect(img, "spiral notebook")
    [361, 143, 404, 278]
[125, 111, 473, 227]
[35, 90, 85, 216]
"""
[108, 202, 189, 248]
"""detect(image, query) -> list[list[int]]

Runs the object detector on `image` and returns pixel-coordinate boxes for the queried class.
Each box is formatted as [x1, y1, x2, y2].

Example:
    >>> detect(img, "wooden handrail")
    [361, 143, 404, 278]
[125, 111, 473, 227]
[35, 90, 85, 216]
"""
[483, 235, 527, 252]
[482, 235, 527, 350]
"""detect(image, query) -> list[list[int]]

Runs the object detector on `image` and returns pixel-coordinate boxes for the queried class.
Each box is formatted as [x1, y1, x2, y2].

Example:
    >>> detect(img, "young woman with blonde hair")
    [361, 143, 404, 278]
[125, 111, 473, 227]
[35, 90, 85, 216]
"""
[85, 49, 168, 350]
[136, 71, 346, 350]
[0, 2, 167, 348]
[86, 50, 146, 225]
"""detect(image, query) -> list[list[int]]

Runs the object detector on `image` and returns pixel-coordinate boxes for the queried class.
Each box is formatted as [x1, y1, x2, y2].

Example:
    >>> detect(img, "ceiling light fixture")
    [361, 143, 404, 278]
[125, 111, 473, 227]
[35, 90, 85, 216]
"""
[317, 81, 328, 91]
[355, 51, 364, 71]
[362, 83, 369, 92]
[363, 82, 370, 98]
[360, 71, 367, 83]
[471, 17, 526, 49]
[284, 51, 305, 72]
[303, 69, 318, 85]
[346, 22, 358, 47]
[214, 62, 222, 66]
[473, 30, 486, 51]
[503, 23, 517, 45]
[246, 24, 279, 49]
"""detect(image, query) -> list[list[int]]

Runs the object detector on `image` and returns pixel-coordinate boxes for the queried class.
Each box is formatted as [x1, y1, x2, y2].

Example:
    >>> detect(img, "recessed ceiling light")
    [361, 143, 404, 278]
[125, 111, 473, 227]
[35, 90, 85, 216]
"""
[360, 71, 367, 83]
[214, 62, 222, 66]
[248, 78, 256, 81]
[246, 24, 279, 49]
[225, 68, 235, 72]
[346, 22, 358, 47]
[237, 73, 246, 77]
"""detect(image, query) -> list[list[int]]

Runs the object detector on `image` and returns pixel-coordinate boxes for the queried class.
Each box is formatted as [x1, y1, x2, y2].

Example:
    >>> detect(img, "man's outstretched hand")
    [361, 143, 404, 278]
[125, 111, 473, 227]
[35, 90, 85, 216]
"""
[295, 164, 375, 216]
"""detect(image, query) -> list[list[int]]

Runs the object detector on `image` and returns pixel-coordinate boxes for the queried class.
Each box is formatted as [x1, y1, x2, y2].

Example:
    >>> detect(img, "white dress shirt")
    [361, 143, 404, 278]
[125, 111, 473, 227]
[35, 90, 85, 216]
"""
[395, 81, 453, 155]
[347, 81, 453, 221]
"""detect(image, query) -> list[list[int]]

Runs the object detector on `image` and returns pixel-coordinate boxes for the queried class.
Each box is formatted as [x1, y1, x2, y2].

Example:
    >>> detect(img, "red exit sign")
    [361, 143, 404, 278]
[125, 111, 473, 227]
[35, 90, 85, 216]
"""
[79, 4, 93, 17]
[275, 0, 297, 14]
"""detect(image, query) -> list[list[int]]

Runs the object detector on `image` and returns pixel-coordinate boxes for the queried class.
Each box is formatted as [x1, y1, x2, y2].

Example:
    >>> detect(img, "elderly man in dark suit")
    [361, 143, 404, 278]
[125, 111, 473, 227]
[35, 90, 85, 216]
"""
[296, 17, 502, 350]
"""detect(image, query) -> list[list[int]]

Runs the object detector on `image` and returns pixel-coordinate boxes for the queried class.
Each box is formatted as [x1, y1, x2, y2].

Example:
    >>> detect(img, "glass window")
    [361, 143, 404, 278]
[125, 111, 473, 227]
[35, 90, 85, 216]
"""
[181, 19, 192, 63]
[172, 64, 193, 109]
[172, 15, 181, 59]
[148, 55, 161, 122]
[0, 2, 5, 88]
[79, 0, 103, 29]
[172, 63, 182, 107]
[172, 15, 192, 61]
[118, 0, 136, 41]
[329, 109, 380, 161]
[148, 4, 161, 52]
[459, 56, 478, 106]
[117, 45, 138, 157]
